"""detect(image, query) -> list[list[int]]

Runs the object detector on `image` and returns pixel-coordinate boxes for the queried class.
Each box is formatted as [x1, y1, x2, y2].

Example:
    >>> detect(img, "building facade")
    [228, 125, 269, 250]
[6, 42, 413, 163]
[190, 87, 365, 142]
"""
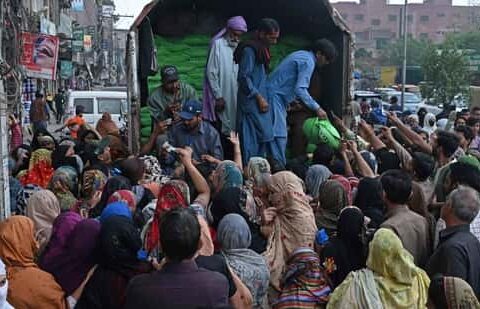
[333, 0, 480, 51]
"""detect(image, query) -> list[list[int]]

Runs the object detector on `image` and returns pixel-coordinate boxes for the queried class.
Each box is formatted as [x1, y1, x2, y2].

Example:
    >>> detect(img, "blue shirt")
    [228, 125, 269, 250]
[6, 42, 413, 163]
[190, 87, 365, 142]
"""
[168, 121, 224, 161]
[268, 51, 321, 137]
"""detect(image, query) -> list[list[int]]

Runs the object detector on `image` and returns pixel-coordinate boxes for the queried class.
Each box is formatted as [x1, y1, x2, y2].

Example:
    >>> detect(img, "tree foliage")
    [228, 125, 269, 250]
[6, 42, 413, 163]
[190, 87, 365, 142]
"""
[421, 42, 469, 104]
[379, 38, 429, 66]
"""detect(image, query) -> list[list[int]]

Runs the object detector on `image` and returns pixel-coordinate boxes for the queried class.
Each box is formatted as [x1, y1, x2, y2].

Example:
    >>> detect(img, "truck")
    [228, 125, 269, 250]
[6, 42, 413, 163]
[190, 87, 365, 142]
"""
[125, 0, 354, 154]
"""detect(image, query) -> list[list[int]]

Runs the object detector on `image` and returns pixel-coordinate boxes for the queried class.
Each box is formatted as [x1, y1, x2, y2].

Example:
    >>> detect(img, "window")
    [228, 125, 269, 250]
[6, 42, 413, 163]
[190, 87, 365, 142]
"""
[97, 98, 125, 114]
[407, 15, 413, 22]
[74, 98, 94, 114]
[388, 15, 397, 22]
[420, 33, 429, 40]
[371, 19, 381, 26]
[376, 38, 389, 49]
[420, 15, 429, 22]
[437, 12, 445, 17]
[355, 14, 364, 21]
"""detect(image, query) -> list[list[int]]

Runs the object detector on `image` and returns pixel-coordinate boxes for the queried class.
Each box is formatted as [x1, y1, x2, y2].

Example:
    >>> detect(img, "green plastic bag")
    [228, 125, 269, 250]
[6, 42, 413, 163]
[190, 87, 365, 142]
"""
[303, 118, 341, 150]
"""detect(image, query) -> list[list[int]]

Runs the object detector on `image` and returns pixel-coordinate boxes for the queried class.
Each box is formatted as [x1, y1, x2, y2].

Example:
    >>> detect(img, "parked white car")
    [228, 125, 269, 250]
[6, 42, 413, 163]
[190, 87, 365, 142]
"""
[66, 91, 127, 128]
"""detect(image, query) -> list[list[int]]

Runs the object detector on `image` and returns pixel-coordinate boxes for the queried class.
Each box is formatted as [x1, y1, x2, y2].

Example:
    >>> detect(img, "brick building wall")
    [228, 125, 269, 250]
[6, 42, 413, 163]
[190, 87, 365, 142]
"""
[332, 0, 480, 51]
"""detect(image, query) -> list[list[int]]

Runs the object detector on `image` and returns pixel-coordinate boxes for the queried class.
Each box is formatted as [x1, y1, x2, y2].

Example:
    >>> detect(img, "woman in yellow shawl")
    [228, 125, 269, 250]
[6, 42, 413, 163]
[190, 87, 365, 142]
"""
[263, 171, 318, 291]
[327, 228, 430, 309]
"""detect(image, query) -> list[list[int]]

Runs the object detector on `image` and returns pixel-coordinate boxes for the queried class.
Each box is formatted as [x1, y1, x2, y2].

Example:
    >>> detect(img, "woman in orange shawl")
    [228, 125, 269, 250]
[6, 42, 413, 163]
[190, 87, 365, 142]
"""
[262, 171, 318, 291]
[0, 216, 67, 308]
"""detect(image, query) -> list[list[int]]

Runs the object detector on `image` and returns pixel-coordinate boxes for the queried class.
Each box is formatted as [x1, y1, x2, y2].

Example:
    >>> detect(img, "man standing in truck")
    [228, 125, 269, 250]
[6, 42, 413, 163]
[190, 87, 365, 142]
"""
[267, 39, 336, 165]
[234, 18, 280, 165]
[148, 65, 197, 123]
[203, 16, 247, 160]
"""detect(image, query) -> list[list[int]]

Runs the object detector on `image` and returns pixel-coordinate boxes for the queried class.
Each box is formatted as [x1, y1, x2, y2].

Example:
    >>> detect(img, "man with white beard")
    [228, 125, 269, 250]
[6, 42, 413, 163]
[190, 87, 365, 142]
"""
[203, 16, 248, 159]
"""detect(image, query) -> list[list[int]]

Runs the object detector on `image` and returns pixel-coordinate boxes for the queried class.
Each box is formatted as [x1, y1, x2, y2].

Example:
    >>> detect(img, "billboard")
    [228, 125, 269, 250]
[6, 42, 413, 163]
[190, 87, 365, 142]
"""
[72, 28, 84, 52]
[84, 35, 92, 52]
[20, 32, 59, 80]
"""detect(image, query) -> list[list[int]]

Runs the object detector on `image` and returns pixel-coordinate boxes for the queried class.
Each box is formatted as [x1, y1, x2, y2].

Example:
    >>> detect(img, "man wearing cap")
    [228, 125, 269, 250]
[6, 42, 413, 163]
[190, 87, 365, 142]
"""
[30, 91, 48, 134]
[203, 16, 248, 159]
[84, 137, 112, 167]
[148, 65, 197, 123]
[168, 100, 223, 162]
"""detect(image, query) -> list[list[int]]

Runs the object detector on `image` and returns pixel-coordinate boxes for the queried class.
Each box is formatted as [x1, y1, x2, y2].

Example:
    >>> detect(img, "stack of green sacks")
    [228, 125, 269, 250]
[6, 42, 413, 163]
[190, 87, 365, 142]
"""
[140, 107, 152, 145]
[303, 118, 341, 153]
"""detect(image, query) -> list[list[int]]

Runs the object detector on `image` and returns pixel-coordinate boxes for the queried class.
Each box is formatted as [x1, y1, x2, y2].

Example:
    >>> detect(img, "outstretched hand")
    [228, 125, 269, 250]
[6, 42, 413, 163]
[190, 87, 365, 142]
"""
[227, 131, 240, 146]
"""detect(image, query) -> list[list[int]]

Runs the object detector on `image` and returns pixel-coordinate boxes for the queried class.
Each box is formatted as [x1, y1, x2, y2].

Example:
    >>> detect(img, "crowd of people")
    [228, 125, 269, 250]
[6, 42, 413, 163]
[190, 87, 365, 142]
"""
[2, 15, 480, 309]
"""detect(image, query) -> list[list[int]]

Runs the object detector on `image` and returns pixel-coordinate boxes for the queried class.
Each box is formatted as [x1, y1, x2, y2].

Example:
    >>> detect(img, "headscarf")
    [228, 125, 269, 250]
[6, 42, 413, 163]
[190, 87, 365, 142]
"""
[246, 157, 271, 185]
[25, 190, 61, 252]
[330, 174, 355, 204]
[322, 207, 367, 287]
[429, 276, 480, 309]
[51, 145, 79, 171]
[76, 216, 153, 309]
[92, 176, 131, 217]
[423, 113, 437, 135]
[217, 214, 270, 308]
[96, 112, 119, 137]
[140, 156, 163, 184]
[360, 151, 378, 175]
[0, 216, 66, 309]
[107, 190, 136, 212]
[48, 166, 78, 211]
[145, 183, 187, 252]
[167, 179, 191, 205]
[99, 202, 133, 223]
[367, 228, 430, 308]
[211, 187, 257, 228]
[316, 180, 348, 235]
[217, 214, 252, 250]
[47, 219, 100, 295]
[264, 171, 318, 290]
[19, 148, 54, 188]
[305, 164, 332, 198]
[354, 177, 385, 228]
[81, 169, 107, 200]
[202, 16, 248, 121]
[213, 160, 243, 193]
[39, 212, 82, 272]
[0, 258, 13, 309]
[273, 248, 331, 309]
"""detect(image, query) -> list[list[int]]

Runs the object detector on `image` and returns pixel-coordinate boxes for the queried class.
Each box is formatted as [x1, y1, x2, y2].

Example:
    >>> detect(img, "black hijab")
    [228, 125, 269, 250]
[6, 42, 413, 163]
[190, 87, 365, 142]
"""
[76, 216, 152, 309]
[51, 145, 79, 171]
[90, 176, 131, 218]
[211, 187, 267, 253]
[321, 207, 368, 288]
[354, 177, 385, 228]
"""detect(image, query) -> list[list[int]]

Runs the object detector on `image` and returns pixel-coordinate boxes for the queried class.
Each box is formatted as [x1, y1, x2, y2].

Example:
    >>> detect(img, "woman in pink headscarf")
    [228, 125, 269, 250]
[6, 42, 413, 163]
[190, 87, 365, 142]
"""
[203, 16, 248, 144]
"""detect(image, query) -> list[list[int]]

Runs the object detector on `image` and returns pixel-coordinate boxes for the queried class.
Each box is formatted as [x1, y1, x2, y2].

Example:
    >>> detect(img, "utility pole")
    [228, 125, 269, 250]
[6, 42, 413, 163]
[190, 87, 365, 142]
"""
[401, 0, 408, 111]
[0, 3, 11, 220]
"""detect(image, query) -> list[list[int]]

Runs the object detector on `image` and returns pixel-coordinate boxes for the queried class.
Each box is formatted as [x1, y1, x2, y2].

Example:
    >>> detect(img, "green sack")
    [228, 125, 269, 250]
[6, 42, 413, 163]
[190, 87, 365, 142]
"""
[306, 143, 317, 154]
[141, 127, 152, 138]
[303, 118, 341, 150]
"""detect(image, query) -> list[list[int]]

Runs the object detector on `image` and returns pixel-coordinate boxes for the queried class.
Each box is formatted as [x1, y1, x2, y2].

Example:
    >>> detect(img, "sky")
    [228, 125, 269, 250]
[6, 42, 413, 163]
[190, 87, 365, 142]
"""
[113, 0, 472, 28]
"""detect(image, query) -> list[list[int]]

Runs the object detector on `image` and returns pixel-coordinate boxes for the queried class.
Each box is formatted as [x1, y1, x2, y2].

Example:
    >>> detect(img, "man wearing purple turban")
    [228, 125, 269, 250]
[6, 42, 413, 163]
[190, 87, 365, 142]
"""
[203, 16, 248, 159]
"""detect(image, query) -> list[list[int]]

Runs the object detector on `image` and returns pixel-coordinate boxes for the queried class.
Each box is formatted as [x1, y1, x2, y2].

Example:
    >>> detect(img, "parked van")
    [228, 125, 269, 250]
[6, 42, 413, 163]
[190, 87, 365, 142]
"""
[66, 91, 127, 128]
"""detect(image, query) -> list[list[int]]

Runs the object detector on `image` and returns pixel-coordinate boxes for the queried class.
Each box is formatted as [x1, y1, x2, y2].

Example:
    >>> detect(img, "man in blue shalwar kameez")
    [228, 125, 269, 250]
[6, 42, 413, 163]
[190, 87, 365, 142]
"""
[267, 39, 337, 165]
[234, 18, 280, 166]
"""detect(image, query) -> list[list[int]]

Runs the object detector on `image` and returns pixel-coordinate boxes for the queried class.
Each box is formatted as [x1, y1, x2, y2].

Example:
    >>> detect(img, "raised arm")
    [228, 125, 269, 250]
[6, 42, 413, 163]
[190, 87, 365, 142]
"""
[176, 146, 210, 207]
[388, 112, 432, 154]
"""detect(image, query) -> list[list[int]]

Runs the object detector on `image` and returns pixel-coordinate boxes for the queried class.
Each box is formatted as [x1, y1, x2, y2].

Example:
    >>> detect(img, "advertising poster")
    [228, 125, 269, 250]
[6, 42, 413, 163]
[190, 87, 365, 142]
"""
[84, 35, 92, 52]
[20, 32, 59, 80]
[72, 28, 84, 52]
[59, 37, 72, 60]
[60, 61, 73, 79]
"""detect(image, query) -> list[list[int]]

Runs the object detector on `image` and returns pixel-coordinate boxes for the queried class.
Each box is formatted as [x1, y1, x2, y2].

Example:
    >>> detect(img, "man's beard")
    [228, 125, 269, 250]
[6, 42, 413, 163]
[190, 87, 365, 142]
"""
[227, 38, 239, 48]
